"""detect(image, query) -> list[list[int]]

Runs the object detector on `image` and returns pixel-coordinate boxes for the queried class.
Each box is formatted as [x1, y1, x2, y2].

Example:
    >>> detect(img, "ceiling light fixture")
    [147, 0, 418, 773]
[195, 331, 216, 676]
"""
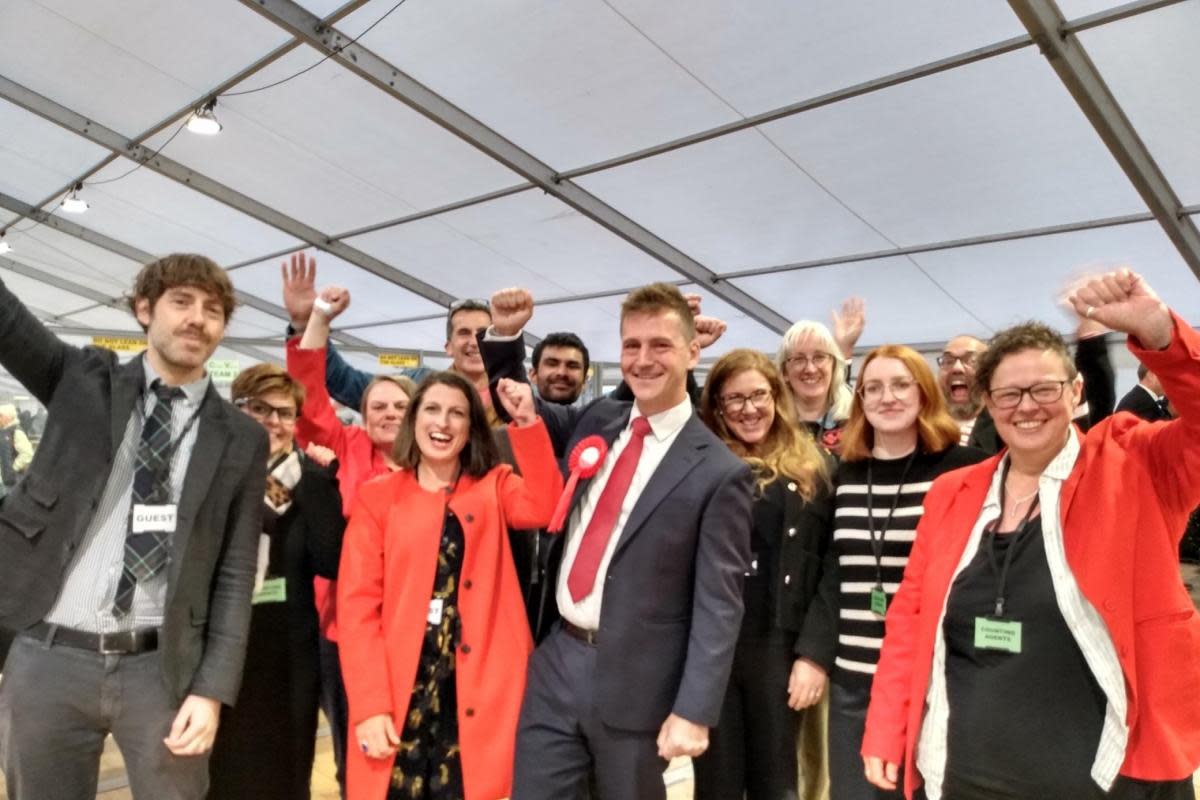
[0, 233, 10, 255]
[186, 98, 222, 136]
[61, 183, 89, 214]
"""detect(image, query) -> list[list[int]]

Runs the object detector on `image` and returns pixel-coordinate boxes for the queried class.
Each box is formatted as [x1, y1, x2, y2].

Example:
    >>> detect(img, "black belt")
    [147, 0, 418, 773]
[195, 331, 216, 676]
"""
[29, 622, 159, 654]
[560, 620, 598, 646]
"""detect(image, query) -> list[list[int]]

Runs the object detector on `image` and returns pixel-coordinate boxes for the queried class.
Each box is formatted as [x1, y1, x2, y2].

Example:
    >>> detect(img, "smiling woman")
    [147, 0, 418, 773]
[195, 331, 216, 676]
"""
[863, 270, 1200, 800]
[337, 372, 563, 800]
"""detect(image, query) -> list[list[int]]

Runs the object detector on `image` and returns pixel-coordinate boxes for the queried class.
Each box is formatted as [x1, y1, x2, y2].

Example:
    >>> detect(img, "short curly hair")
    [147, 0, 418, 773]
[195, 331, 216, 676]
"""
[127, 253, 237, 329]
[972, 321, 1077, 402]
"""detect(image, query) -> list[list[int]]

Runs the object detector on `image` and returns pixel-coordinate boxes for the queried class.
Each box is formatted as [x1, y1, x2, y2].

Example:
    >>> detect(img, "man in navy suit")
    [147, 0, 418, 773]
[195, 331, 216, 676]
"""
[483, 284, 753, 800]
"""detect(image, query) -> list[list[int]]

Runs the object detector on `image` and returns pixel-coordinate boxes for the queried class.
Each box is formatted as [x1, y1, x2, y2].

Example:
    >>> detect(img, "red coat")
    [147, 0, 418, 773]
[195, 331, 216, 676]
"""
[288, 339, 393, 641]
[337, 419, 563, 800]
[863, 313, 1200, 797]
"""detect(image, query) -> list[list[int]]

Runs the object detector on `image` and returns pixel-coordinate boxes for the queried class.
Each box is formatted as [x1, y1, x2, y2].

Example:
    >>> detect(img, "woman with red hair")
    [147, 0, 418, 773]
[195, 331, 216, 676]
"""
[813, 345, 986, 800]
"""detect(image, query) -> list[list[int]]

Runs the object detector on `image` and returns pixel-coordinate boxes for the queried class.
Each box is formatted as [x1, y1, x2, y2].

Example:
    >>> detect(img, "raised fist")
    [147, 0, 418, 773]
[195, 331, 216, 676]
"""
[314, 286, 351, 322]
[694, 315, 727, 350]
[490, 288, 534, 336]
[1065, 268, 1171, 350]
[496, 378, 536, 426]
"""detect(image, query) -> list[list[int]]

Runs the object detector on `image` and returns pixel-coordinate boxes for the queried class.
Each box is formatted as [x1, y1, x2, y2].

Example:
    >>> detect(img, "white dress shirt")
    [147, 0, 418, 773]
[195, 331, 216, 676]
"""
[557, 397, 692, 630]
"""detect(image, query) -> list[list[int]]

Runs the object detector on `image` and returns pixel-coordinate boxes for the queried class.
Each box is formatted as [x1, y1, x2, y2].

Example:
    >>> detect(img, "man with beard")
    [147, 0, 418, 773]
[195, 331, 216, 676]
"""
[940, 314, 1115, 455]
[937, 335, 992, 449]
[0, 254, 267, 798]
[530, 332, 590, 405]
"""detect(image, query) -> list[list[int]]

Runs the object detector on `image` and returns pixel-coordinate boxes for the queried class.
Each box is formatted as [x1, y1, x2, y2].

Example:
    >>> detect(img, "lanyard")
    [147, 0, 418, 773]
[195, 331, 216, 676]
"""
[865, 450, 917, 588]
[984, 462, 1040, 618]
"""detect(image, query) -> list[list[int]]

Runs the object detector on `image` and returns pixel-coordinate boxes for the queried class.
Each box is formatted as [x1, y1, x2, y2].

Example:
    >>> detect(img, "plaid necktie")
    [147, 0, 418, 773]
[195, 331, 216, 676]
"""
[114, 381, 183, 616]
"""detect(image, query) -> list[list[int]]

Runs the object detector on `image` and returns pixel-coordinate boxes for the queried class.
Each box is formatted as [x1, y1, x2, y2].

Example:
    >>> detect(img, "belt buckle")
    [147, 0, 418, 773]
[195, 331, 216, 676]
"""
[584, 629, 597, 645]
[99, 631, 133, 654]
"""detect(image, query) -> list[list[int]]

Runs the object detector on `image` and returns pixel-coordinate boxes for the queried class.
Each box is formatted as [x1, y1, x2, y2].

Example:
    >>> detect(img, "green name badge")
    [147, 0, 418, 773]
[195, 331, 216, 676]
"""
[252, 577, 287, 605]
[870, 586, 888, 617]
[974, 616, 1022, 653]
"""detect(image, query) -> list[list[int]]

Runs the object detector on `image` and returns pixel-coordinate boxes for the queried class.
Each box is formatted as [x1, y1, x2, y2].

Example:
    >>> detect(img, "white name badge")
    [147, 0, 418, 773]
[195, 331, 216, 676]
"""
[427, 598, 444, 626]
[132, 503, 178, 534]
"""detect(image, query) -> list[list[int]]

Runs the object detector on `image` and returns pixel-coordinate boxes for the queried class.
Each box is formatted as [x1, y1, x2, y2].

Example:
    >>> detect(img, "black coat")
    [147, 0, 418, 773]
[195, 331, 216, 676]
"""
[208, 453, 346, 799]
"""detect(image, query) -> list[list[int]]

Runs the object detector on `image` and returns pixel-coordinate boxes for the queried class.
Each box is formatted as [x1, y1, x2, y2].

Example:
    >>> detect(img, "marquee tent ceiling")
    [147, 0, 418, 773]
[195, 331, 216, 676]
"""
[1, 0, 1198, 398]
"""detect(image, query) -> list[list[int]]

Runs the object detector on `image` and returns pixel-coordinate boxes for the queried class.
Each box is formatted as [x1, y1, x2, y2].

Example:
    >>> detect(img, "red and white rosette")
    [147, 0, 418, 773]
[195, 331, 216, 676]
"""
[547, 435, 607, 533]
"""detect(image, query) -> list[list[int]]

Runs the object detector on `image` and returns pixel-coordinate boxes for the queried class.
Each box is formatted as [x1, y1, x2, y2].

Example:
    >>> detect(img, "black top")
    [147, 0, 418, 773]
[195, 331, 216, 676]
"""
[831, 445, 987, 686]
[943, 517, 1107, 800]
[742, 479, 786, 638]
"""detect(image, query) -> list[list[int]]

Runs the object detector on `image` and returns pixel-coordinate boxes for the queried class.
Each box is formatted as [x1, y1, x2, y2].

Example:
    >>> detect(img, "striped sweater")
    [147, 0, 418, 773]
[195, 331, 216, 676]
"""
[831, 445, 986, 686]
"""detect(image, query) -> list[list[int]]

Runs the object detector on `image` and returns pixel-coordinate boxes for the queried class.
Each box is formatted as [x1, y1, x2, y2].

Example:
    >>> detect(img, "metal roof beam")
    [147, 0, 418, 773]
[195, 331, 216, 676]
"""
[0, 191, 377, 348]
[0, 77, 468, 335]
[236, 0, 791, 333]
[1009, 0, 1200, 280]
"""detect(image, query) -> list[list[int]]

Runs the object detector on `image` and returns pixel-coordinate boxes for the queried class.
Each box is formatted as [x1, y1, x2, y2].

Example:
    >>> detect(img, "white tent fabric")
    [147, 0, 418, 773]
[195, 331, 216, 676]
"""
[1, 0, 1198, 400]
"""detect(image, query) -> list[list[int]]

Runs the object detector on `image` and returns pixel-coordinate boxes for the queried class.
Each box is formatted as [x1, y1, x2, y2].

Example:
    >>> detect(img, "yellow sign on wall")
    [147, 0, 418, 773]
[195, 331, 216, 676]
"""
[378, 352, 420, 369]
[92, 336, 145, 353]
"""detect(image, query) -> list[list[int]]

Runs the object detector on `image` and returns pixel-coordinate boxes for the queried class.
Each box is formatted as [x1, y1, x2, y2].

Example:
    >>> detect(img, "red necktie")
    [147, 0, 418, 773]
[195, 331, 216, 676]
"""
[567, 416, 653, 602]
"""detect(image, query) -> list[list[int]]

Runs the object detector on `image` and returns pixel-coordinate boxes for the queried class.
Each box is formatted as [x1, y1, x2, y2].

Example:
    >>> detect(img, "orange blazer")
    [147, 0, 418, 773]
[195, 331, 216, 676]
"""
[337, 419, 563, 800]
[863, 313, 1200, 797]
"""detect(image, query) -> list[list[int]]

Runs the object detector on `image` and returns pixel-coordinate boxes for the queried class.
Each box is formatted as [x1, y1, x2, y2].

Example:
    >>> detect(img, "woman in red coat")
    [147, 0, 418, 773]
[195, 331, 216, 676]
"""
[338, 371, 563, 800]
[862, 269, 1200, 799]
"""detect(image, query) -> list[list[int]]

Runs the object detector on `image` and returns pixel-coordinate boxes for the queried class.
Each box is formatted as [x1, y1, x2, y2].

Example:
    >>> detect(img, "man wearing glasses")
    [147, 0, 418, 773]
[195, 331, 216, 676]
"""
[937, 335, 993, 450]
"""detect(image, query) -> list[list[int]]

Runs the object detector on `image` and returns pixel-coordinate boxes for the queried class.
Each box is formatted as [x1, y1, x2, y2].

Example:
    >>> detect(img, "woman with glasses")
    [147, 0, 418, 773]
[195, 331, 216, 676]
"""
[776, 300, 864, 454]
[287, 285, 417, 794]
[693, 349, 833, 800]
[208, 364, 347, 799]
[816, 345, 985, 800]
[863, 270, 1200, 800]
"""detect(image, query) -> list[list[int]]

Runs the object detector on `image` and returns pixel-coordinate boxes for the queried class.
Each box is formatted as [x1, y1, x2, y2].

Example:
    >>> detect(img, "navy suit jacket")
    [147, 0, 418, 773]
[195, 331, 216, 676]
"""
[482, 334, 753, 731]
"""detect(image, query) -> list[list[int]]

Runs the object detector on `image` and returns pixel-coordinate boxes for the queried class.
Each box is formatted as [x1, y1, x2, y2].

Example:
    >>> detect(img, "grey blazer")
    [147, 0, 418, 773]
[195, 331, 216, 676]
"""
[0, 277, 267, 706]
[482, 334, 754, 731]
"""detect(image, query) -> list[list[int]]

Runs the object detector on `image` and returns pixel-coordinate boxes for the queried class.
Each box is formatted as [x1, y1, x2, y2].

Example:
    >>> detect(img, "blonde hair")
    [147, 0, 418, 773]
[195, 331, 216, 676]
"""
[700, 349, 829, 500]
[776, 320, 852, 422]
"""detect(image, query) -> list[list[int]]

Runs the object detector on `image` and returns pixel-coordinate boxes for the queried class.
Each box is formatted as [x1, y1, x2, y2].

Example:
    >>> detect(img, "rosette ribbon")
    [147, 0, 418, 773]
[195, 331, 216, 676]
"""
[547, 435, 608, 533]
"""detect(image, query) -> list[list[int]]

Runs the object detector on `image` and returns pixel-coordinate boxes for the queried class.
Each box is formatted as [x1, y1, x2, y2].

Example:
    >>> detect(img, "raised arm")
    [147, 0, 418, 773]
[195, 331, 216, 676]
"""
[494, 378, 565, 530]
[1067, 270, 1200, 516]
[0, 276, 74, 404]
[484, 287, 579, 455]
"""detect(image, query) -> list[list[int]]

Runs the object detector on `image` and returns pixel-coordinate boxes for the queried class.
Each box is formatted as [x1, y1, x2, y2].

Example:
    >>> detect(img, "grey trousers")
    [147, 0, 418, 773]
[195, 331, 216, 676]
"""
[0, 632, 210, 800]
[512, 627, 669, 800]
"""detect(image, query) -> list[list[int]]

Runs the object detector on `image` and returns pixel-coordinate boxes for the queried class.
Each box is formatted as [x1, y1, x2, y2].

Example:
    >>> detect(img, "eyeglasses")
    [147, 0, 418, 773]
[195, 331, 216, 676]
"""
[986, 380, 1070, 409]
[937, 352, 980, 369]
[784, 352, 833, 371]
[858, 379, 917, 404]
[719, 388, 773, 415]
[235, 398, 298, 423]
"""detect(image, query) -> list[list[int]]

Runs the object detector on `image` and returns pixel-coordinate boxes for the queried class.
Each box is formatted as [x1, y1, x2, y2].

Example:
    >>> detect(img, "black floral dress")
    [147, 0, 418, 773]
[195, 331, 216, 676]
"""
[388, 509, 466, 800]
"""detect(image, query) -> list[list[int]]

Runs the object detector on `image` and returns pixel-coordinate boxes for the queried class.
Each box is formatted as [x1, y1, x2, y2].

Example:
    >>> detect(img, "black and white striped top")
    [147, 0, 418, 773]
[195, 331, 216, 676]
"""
[831, 445, 986, 686]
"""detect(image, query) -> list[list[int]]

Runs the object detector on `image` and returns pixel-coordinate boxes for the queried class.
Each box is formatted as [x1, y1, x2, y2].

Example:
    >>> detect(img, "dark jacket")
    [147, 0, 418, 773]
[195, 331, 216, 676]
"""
[482, 333, 754, 731]
[0, 277, 267, 706]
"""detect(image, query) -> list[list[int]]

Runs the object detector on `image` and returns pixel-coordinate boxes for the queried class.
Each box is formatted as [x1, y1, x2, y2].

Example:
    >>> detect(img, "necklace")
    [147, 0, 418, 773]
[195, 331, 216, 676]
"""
[1005, 482, 1039, 507]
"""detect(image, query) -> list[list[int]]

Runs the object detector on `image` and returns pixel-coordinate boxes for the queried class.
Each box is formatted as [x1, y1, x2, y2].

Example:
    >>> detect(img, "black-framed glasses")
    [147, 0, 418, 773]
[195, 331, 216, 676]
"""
[857, 379, 917, 404]
[986, 380, 1070, 409]
[235, 398, 298, 423]
[784, 352, 833, 371]
[936, 352, 980, 369]
[719, 388, 773, 415]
